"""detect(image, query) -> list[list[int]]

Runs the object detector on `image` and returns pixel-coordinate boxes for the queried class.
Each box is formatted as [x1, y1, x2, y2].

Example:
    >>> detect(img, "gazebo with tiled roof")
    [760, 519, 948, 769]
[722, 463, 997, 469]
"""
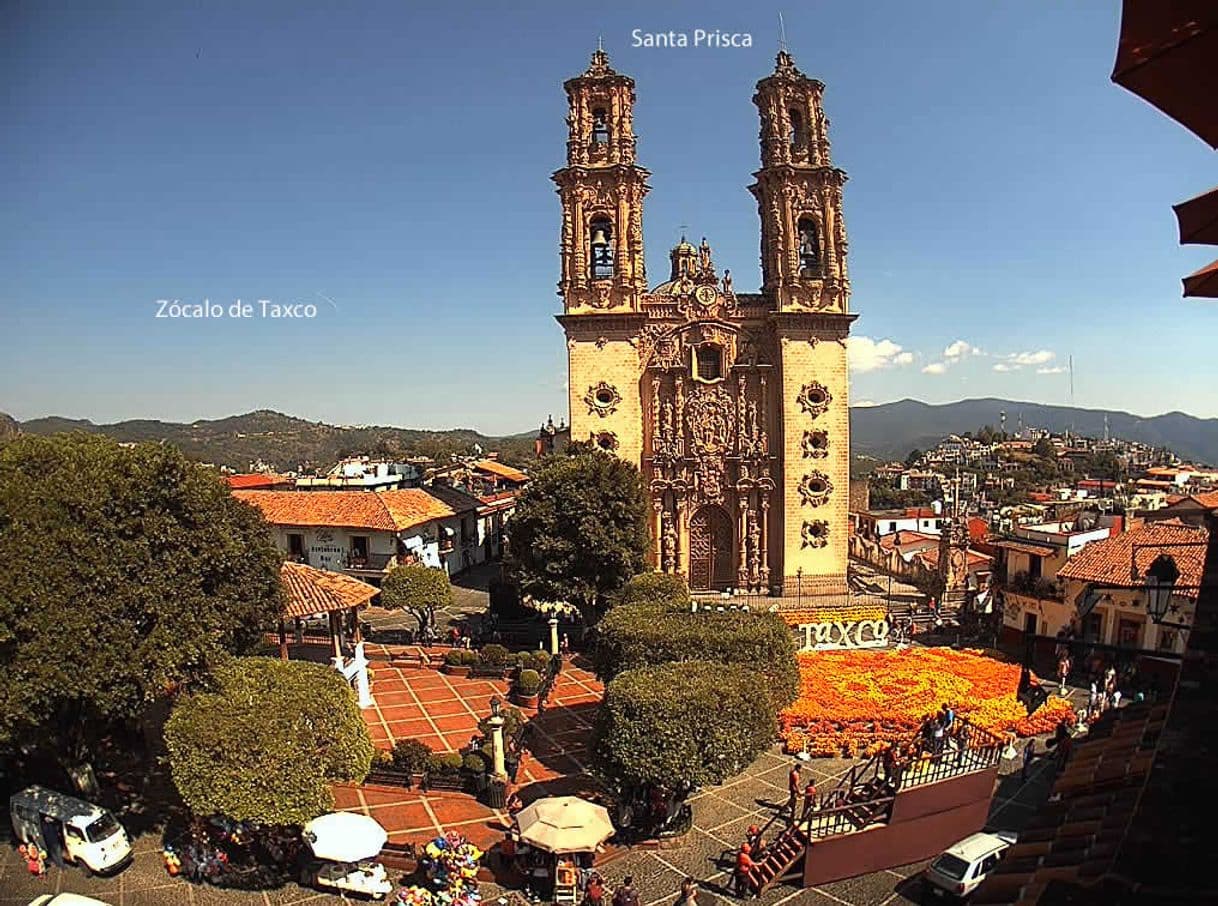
[279, 560, 380, 707]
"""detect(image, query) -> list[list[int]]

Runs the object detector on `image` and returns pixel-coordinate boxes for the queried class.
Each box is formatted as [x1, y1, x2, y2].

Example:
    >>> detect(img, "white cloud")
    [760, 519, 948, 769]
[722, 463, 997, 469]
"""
[1006, 350, 1056, 367]
[852, 400, 879, 408]
[848, 336, 915, 373]
[944, 340, 981, 360]
[1036, 366, 1068, 375]
[922, 362, 948, 375]
[993, 363, 1017, 372]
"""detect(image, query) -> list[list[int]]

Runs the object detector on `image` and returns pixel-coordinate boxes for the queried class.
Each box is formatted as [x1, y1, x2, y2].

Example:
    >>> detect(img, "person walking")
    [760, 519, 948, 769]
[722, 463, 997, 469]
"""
[734, 845, 757, 898]
[955, 721, 971, 766]
[941, 703, 955, 733]
[1021, 739, 1037, 783]
[931, 715, 945, 757]
[786, 762, 801, 820]
[613, 876, 640, 906]
[745, 824, 763, 856]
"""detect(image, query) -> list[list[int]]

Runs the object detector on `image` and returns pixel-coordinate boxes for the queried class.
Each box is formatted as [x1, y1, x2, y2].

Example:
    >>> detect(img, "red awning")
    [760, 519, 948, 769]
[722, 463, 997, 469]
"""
[1182, 258, 1218, 298]
[1111, 0, 1218, 148]
[1173, 186, 1218, 245]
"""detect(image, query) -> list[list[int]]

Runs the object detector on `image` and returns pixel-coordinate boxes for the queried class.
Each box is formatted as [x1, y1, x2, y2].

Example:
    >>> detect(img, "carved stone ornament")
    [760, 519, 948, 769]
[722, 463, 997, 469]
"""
[590, 281, 613, 309]
[798, 471, 833, 507]
[584, 381, 622, 417]
[801, 520, 830, 549]
[595, 335, 609, 349]
[801, 429, 830, 458]
[592, 430, 619, 452]
[796, 381, 832, 418]
[685, 384, 735, 457]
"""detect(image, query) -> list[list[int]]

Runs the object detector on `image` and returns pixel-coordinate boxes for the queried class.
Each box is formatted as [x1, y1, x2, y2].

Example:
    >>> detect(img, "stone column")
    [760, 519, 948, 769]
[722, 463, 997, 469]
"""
[549, 617, 560, 656]
[488, 713, 507, 778]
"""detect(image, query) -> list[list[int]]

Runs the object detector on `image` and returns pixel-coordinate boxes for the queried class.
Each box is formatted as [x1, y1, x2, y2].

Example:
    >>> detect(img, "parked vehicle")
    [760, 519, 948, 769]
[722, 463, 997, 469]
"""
[10, 786, 132, 876]
[923, 830, 1016, 899]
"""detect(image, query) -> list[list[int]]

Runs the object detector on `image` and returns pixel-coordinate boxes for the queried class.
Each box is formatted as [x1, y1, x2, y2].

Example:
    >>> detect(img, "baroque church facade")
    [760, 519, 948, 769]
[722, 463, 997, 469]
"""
[555, 49, 855, 599]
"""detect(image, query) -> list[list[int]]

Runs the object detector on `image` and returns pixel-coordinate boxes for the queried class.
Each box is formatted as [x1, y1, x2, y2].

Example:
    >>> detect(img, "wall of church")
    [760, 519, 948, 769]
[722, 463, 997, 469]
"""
[777, 332, 850, 596]
[566, 336, 645, 469]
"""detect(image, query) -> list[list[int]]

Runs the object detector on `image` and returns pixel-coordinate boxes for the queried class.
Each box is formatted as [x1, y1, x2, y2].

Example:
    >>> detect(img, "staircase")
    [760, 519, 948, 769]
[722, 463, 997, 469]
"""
[746, 824, 808, 893]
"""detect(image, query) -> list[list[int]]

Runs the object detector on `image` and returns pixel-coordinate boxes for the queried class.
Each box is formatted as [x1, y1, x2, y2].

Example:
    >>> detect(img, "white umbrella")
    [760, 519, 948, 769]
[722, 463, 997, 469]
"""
[303, 812, 388, 863]
[514, 796, 615, 854]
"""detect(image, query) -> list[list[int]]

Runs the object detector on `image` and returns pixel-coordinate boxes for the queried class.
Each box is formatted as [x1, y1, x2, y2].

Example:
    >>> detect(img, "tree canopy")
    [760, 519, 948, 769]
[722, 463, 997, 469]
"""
[0, 433, 284, 771]
[592, 604, 798, 710]
[381, 563, 452, 633]
[506, 443, 649, 624]
[593, 662, 774, 789]
[610, 572, 691, 611]
[165, 657, 374, 826]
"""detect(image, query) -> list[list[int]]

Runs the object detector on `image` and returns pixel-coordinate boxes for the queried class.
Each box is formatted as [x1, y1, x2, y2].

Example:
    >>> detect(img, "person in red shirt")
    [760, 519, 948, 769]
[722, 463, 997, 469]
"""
[734, 844, 757, 898]
[584, 872, 605, 906]
[786, 763, 801, 820]
[800, 779, 817, 823]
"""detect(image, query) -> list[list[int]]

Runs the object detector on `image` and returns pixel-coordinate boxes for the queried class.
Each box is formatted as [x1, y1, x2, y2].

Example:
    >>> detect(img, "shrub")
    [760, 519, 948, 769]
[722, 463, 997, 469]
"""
[480, 644, 509, 667]
[593, 605, 798, 709]
[462, 751, 490, 774]
[517, 669, 542, 695]
[528, 650, 552, 674]
[593, 661, 774, 789]
[427, 752, 463, 775]
[460, 649, 480, 666]
[612, 572, 691, 611]
[391, 739, 432, 774]
[372, 748, 393, 769]
[444, 650, 465, 667]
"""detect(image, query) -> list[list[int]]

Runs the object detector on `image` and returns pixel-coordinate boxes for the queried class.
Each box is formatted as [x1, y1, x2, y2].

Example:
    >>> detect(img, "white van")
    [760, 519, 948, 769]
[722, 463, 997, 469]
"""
[923, 830, 1017, 899]
[10, 786, 132, 876]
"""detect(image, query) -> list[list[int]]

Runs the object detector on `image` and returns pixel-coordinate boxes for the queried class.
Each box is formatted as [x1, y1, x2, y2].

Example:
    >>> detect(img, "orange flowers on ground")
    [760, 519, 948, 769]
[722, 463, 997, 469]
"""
[779, 604, 887, 626]
[780, 647, 1075, 757]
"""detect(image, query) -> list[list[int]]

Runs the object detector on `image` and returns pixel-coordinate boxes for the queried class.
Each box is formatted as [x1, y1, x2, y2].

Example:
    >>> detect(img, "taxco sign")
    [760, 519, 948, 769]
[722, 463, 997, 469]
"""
[795, 619, 890, 652]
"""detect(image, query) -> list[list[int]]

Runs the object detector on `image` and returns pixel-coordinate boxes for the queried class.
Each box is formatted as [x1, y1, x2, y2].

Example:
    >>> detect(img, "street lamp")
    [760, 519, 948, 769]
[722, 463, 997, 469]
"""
[1143, 553, 1181, 624]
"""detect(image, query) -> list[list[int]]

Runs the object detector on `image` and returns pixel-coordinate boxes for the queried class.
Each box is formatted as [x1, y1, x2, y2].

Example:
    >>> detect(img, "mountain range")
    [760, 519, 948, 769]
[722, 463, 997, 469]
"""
[850, 398, 1218, 465]
[2, 397, 1215, 470]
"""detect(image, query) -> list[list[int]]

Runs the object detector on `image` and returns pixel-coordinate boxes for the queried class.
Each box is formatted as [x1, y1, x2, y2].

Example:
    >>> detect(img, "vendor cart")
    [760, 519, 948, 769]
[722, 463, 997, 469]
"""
[301, 812, 393, 900]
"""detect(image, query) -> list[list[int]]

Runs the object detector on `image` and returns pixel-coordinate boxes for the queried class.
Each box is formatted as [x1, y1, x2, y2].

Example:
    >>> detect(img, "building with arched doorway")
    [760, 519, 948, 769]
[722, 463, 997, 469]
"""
[555, 48, 855, 599]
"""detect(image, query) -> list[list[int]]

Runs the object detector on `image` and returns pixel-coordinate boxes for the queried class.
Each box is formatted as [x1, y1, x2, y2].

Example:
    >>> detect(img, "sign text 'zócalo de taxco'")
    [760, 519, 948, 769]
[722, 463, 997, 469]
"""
[155, 299, 320, 320]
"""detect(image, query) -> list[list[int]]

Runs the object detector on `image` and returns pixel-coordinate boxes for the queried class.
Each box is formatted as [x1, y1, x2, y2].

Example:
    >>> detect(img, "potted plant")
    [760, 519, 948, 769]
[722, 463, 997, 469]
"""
[513, 668, 542, 707]
[391, 739, 432, 786]
[479, 644, 510, 677]
[444, 649, 471, 676]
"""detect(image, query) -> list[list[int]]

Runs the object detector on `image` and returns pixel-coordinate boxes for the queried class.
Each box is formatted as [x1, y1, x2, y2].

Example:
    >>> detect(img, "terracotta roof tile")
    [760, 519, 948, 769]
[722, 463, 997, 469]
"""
[475, 459, 529, 483]
[234, 489, 454, 532]
[1056, 521, 1208, 600]
[225, 473, 292, 489]
[280, 561, 378, 618]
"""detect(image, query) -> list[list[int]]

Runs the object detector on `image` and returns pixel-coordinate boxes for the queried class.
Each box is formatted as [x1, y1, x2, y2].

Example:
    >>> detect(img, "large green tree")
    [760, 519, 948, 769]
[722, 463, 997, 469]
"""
[593, 662, 774, 790]
[0, 433, 283, 782]
[165, 657, 374, 825]
[506, 443, 649, 624]
[381, 563, 452, 634]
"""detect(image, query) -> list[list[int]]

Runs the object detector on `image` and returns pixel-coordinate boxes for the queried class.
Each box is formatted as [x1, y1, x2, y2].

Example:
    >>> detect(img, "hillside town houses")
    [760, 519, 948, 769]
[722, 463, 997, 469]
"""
[853, 424, 1217, 660]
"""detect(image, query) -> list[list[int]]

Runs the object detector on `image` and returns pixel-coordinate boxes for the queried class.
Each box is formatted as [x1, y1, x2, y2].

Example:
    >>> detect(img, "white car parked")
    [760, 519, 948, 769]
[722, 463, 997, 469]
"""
[923, 830, 1017, 899]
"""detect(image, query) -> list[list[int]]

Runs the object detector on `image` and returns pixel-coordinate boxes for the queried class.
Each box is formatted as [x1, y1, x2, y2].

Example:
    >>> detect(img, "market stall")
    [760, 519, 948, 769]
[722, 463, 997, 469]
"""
[509, 796, 615, 900]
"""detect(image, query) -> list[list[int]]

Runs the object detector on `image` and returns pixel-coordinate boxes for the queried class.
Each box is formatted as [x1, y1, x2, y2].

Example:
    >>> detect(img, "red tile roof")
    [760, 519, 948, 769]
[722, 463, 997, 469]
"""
[991, 538, 1059, 557]
[225, 473, 291, 489]
[280, 561, 379, 618]
[234, 489, 455, 532]
[474, 459, 529, 483]
[1057, 521, 1209, 600]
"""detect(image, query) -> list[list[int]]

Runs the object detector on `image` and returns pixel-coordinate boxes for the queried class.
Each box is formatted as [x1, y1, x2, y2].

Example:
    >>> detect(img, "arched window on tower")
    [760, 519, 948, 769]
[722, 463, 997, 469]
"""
[591, 108, 610, 146]
[590, 217, 614, 279]
[789, 107, 807, 152]
[798, 217, 820, 275]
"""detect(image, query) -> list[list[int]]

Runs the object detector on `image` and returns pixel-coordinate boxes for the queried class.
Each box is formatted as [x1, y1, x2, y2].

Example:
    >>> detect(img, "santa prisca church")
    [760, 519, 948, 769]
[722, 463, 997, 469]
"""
[554, 48, 855, 600]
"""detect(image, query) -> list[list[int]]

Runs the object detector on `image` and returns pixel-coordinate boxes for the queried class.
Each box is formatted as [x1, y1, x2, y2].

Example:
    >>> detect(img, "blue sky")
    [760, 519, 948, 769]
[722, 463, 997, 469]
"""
[3, 0, 1215, 434]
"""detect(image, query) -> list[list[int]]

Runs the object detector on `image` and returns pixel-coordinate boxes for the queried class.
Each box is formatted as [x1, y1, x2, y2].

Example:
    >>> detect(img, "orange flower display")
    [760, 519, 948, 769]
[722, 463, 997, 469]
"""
[780, 648, 1075, 757]
[778, 604, 887, 626]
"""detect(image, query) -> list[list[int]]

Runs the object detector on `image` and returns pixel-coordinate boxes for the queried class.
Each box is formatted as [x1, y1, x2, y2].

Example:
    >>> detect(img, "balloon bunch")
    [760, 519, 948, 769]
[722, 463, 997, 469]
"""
[162, 847, 182, 877]
[395, 886, 434, 906]
[421, 832, 483, 906]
